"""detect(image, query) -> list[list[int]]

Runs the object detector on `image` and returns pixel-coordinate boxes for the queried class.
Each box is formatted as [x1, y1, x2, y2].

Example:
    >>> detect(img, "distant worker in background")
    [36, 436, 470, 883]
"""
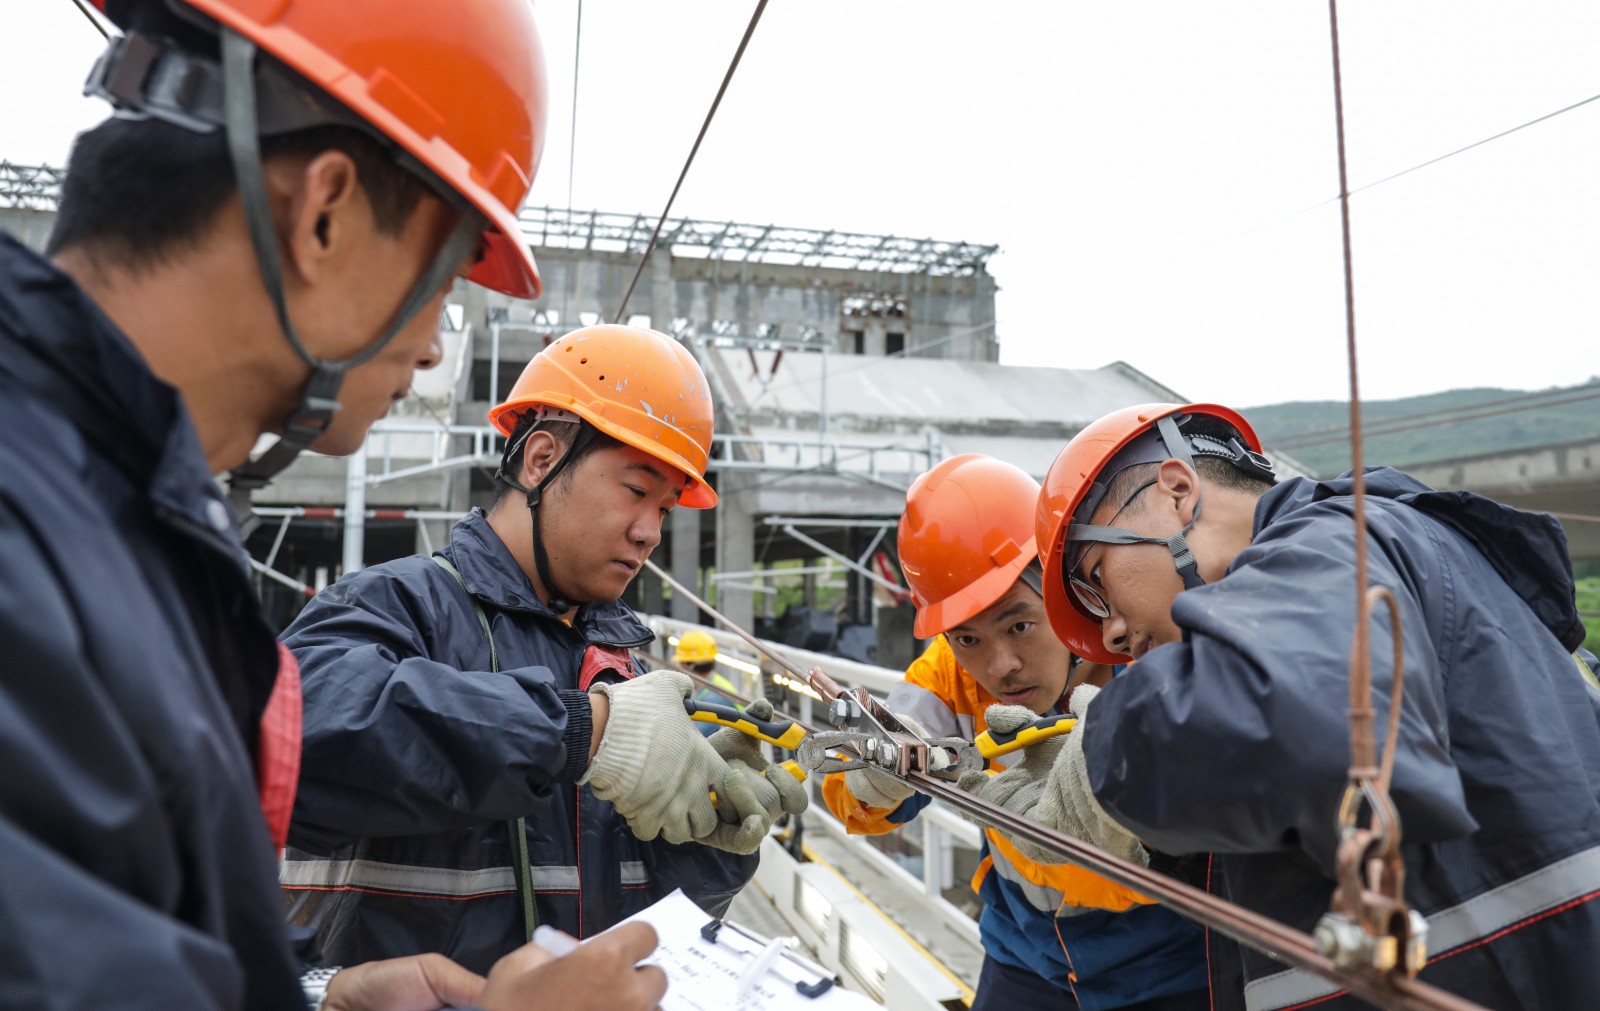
[825, 454, 1210, 1011]
[0, 0, 667, 1006]
[674, 628, 742, 737]
[970, 402, 1600, 1009]
[283, 324, 807, 972]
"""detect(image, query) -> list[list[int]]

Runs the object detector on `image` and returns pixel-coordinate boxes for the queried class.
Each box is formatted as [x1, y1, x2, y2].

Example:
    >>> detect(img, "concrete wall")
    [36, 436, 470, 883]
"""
[1406, 437, 1600, 561]
[0, 209, 55, 253]
[473, 249, 999, 364]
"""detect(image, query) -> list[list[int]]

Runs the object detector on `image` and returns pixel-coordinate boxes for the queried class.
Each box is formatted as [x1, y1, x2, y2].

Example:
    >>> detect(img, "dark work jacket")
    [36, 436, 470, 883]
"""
[0, 235, 306, 1008]
[1086, 469, 1600, 1011]
[282, 509, 757, 973]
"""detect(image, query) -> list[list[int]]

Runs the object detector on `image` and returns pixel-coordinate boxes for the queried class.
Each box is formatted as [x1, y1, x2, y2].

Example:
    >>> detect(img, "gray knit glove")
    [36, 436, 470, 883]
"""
[957, 686, 1147, 866]
[580, 670, 726, 845]
[843, 713, 942, 810]
[702, 698, 810, 854]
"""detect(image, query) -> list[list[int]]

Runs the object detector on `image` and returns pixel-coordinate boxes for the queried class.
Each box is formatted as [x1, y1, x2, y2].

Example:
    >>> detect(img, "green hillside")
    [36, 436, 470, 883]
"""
[1579, 577, 1600, 658]
[1243, 382, 1600, 477]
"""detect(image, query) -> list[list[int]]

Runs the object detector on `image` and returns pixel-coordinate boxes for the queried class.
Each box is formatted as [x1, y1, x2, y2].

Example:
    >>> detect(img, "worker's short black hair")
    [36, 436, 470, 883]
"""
[1101, 413, 1277, 515]
[48, 117, 431, 273]
[495, 412, 625, 501]
[687, 661, 716, 675]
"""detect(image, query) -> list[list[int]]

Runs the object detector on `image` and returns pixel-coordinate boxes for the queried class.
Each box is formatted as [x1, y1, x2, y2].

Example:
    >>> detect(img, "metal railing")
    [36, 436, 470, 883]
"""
[356, 417, 939, 492]
[361, 422, 502, 486]
[710, 431, 937, 485]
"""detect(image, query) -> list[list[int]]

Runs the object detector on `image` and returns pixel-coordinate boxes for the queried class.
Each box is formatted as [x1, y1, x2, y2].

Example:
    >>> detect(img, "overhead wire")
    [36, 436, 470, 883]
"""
[612, 0, 769, 323]
[69, 0, 110, 39]
[1345, 90, 1600, 199]
[1265, 381, 1600, 443]
[1267, 385, 1600, 451]
[1146, 84, 1600, 275]
[560, 0, 583, 329]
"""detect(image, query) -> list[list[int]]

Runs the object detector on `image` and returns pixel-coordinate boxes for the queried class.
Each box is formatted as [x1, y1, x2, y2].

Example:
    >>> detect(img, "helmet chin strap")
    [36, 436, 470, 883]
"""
[498, 418, 596, 613]
[215, 27, 483, 530]
[1067, 414, 1209, 591]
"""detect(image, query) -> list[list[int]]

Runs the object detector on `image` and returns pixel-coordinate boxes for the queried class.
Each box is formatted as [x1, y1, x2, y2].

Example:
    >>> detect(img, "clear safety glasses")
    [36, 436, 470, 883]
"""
[1065, 478, 1158, 620]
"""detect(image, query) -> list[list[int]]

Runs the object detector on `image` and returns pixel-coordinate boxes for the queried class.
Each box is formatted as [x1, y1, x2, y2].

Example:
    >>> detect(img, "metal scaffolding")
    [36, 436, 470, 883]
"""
[0, 162, 64, 211]
[1, 161, 997, 277]
[519, 206, 998, 276]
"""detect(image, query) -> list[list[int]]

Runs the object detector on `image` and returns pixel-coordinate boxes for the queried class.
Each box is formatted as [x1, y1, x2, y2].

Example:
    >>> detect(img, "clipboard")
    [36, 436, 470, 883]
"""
[699, 916, 835, 998]
[614, 889, 880, 1010]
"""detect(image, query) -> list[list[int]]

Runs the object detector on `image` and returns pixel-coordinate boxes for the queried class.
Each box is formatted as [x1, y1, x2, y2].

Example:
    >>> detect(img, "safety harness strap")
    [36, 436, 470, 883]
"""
[432, 554, 538, 942]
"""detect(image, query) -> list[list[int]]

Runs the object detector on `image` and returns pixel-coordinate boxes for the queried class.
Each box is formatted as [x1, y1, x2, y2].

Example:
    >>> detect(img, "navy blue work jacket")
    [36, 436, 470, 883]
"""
[0, 235, 306, 1008]
[1087, 468, 1600, 1010]
[282, 509, 756, 973]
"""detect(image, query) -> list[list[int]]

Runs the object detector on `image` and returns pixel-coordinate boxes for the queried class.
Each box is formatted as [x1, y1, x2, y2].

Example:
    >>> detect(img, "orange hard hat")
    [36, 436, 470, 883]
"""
[489, 326, 719, 508]
[1036, 403, 1264, 663]
[899, 455, 1043, 639]
[92, 0, 547, 299]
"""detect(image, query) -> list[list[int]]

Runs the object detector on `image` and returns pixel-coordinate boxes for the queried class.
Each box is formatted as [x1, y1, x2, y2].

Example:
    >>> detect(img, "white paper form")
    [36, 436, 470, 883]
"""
[616, 889, 879, 1011]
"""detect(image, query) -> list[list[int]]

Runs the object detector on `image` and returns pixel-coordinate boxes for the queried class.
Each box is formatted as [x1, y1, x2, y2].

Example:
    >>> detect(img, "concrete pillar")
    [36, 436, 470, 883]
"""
[846, 528, 873, 626]
[341, 444, 367, 575]
[649, 244, 676, 333]
[715, 472, 755, 633]
[670, 506, 700, 622]
[416, 518, 455, 558]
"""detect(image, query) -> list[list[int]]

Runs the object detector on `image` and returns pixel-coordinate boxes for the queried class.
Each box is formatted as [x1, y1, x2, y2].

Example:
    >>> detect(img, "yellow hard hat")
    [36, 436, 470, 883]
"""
[674, 630, 718, 665]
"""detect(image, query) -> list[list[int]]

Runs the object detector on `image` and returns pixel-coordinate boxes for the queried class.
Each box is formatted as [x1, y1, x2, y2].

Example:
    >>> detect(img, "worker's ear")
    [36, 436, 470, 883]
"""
[519, 429, 565, 489]
[272, 150, 363, 286]
[1155, 458, 1200, 524]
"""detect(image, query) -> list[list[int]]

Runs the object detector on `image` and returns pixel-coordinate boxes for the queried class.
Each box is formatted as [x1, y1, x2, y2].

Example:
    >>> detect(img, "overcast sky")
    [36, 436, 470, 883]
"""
[8, 2, 1600, 408]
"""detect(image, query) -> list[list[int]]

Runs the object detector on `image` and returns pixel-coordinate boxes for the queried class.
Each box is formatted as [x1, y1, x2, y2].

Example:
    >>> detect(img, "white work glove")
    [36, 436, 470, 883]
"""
[957, 685, 1147, 867]
[579, 670, 727, 845]
[843, 713, 945, 810]
[702, 697, 810, 854]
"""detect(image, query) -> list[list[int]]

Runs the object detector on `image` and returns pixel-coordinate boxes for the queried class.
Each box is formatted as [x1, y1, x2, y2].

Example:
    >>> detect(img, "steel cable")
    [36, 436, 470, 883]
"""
[612, 0, 769, 323]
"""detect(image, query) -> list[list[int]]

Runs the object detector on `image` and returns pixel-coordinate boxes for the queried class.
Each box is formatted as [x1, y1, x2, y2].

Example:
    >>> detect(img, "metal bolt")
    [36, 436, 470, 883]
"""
[1313, 913, 1372, 968]
[828, 696, 863, 728]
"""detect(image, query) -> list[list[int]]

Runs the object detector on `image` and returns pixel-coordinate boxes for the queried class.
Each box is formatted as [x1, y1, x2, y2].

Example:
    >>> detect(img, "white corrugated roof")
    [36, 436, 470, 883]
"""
[708, 349, 1185, 429]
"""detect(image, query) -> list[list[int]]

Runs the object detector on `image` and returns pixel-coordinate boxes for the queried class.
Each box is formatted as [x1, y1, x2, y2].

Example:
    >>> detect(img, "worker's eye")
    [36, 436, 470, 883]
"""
[953, 634, 979, 649]
[1011, 621, 1034, 635]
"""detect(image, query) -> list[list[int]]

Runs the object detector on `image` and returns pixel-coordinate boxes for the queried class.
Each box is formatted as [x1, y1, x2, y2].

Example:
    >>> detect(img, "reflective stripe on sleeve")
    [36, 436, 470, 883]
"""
[884, 682, 962, 740]
[1244, 843, 1600, 1010]
[280, 856, 651, 896]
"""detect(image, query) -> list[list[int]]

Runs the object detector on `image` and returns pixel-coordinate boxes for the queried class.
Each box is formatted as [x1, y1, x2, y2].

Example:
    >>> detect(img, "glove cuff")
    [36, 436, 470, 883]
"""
[578, 674, 690, 796]
[557, 689, 594, 782]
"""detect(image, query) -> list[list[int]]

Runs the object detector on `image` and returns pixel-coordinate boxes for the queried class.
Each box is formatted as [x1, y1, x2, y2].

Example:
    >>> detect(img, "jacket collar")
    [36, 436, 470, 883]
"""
[444, 508, 654, 647]
[0, 236, 244, 559]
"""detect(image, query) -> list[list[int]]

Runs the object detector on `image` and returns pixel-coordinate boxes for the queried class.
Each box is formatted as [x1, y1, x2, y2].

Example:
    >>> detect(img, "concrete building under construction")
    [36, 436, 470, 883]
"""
[2, 161, 1192, 668]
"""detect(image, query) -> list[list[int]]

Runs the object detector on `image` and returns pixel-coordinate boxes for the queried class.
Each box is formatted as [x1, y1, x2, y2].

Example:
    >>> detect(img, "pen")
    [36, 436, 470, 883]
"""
[734, 936, 788, 999]
[532, 924, 580, 957]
